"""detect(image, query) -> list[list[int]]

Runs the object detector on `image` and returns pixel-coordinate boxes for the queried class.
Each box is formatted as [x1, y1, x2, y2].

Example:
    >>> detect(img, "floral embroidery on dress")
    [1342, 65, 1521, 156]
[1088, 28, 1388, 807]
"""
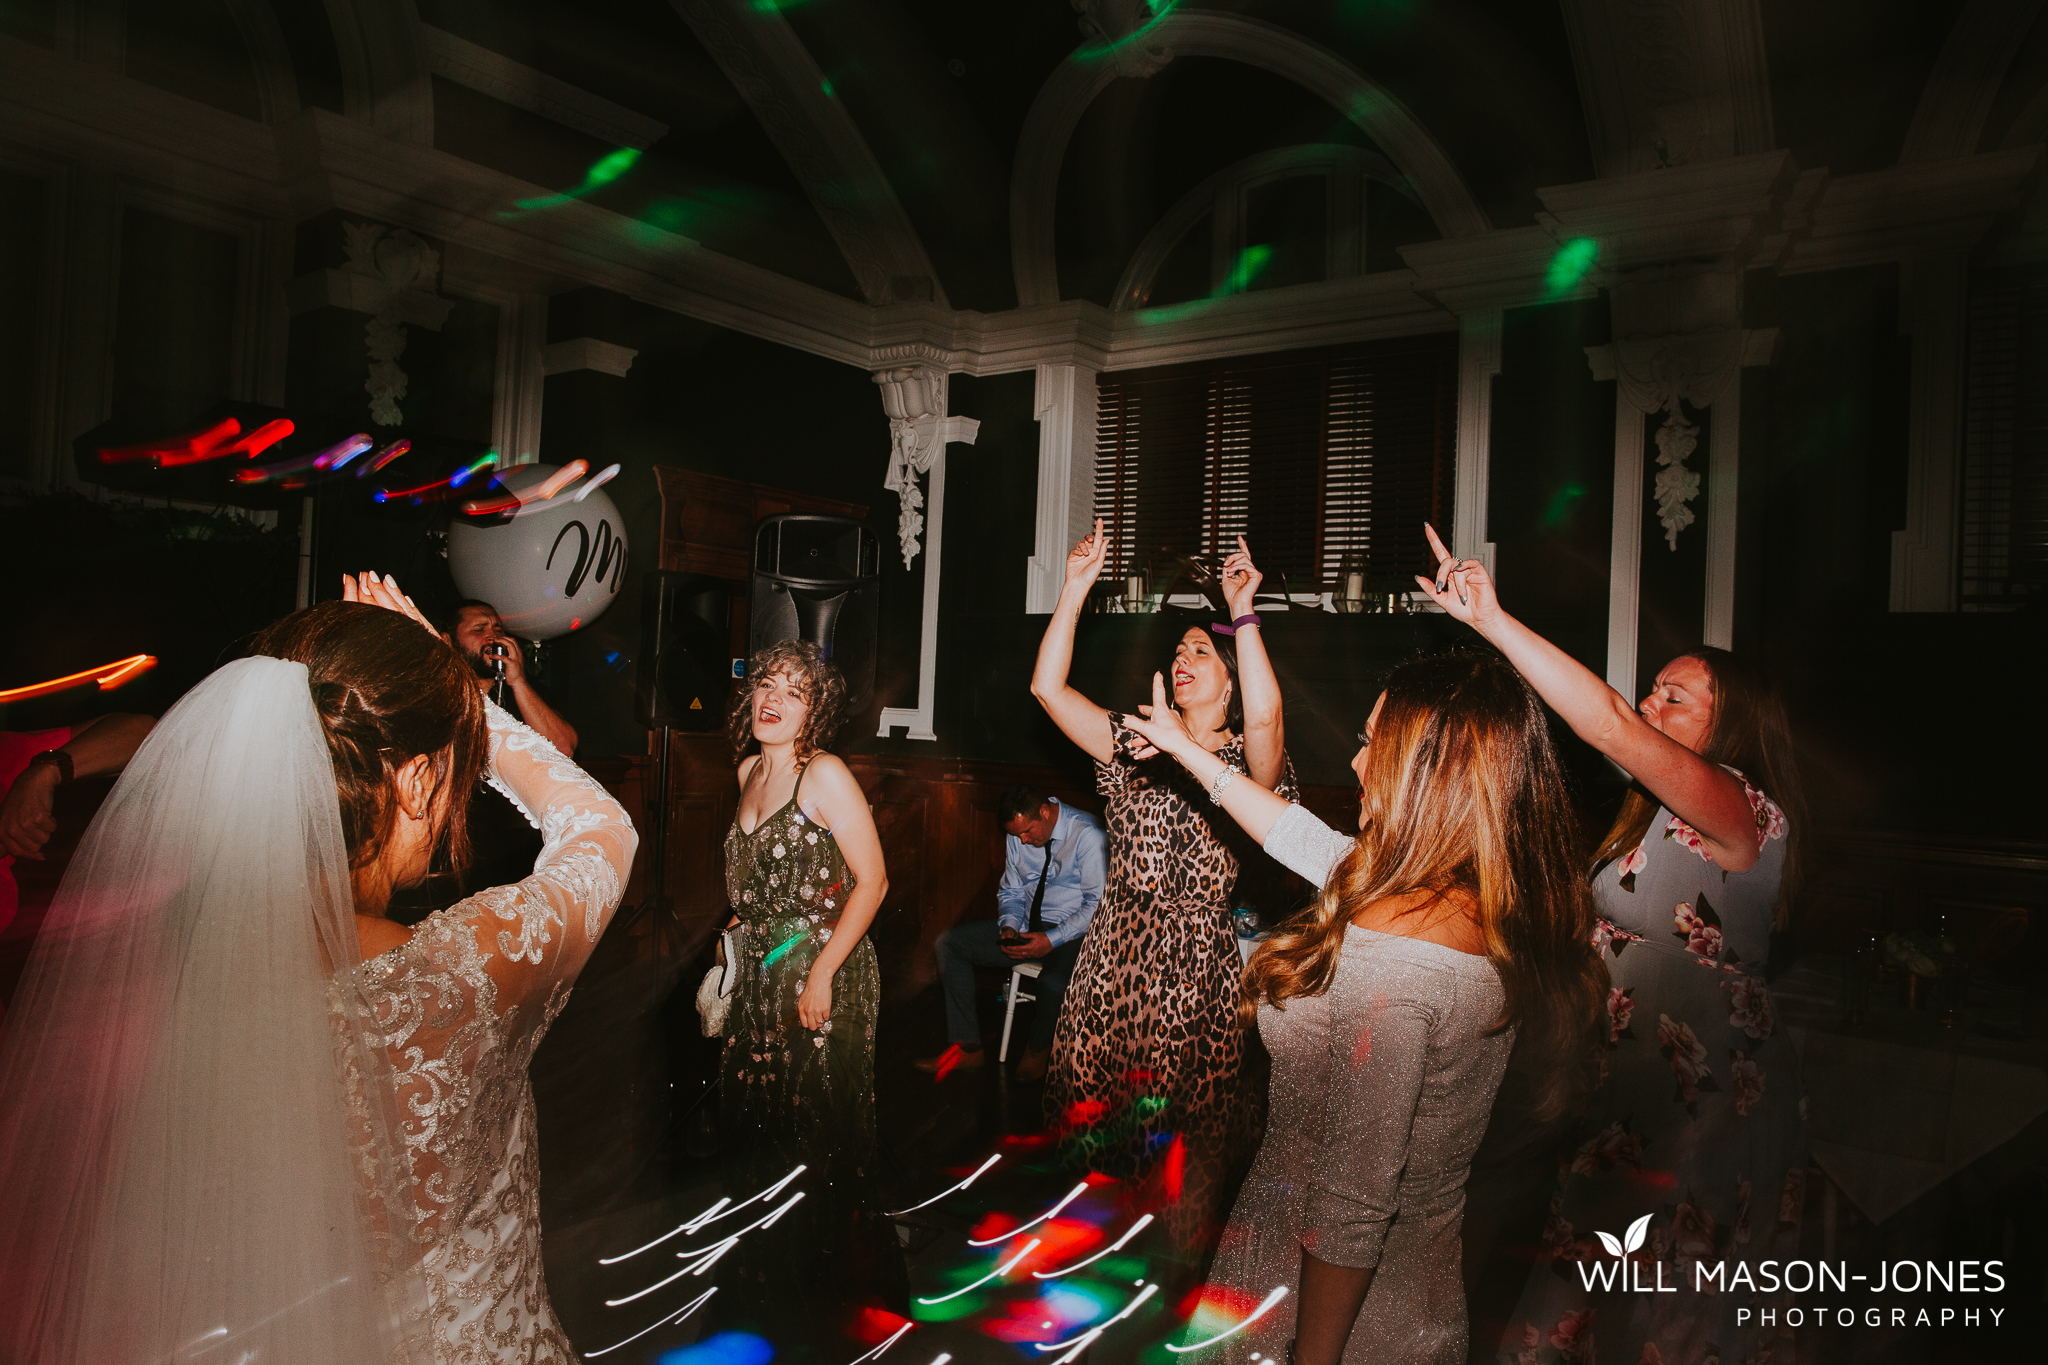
[1657, 1014, 1720, 1114]
[1724, 975, 1776, 1040]
[1592, 917, 1647, 957]
[1664, 814, 1710, 860]
[1571, 1119, 1648, 1175]
[1729, 1051, 1766, 1116]
[1673, 899, 1723, 961]
[1618, 843, 1648, 892]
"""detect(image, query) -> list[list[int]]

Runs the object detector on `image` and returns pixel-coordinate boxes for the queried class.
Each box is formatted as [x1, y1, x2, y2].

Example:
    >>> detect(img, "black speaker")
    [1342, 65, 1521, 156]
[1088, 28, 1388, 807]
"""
[637, 571, 736, 731]
[747, 515, 881, 708]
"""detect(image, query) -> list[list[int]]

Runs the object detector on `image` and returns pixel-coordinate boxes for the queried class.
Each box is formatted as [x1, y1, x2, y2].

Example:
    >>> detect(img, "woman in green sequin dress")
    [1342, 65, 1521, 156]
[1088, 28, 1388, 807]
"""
[717, 640, 900, 1315]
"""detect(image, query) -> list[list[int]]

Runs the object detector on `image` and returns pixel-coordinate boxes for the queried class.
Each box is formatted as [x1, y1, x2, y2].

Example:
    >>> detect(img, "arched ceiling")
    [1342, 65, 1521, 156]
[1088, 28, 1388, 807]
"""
[12, 0, 2047, 326]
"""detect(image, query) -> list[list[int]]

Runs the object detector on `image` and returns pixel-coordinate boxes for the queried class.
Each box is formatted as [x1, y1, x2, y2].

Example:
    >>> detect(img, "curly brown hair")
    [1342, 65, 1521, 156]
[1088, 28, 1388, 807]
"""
[726, 639, 848, 764]
[249, 602, 488, 879]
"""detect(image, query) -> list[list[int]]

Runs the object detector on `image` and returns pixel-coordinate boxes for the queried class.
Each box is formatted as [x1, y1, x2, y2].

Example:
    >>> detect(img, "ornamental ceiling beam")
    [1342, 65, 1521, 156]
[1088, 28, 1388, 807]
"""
[1010, 10, 1488, 309]
[665, 0, 947, 308]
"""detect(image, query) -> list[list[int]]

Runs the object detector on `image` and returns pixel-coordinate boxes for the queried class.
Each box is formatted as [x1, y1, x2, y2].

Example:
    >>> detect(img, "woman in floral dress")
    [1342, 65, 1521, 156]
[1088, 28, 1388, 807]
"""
[718, 640, 901, 1317]
[1031, 522, 1295, 1268]
[1415, 528, 1807, 1365]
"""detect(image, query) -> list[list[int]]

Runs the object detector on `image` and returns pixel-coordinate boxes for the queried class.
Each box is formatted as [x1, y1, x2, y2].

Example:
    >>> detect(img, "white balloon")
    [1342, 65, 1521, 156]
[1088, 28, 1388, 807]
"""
[448, 462, 628, 640]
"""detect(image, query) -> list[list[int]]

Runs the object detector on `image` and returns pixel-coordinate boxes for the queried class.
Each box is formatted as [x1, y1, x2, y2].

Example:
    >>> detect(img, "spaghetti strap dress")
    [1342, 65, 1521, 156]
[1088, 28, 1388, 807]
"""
[717, 756, 899, 1314]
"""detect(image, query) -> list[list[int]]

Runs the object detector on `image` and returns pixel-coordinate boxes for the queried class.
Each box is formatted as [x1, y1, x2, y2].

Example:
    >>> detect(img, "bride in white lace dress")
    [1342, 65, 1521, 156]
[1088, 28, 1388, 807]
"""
[0, 573, 636, 1365]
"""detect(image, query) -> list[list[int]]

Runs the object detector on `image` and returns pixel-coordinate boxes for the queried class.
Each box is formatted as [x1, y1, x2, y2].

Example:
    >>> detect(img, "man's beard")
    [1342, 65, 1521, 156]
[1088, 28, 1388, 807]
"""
[461, 648, 497, 682]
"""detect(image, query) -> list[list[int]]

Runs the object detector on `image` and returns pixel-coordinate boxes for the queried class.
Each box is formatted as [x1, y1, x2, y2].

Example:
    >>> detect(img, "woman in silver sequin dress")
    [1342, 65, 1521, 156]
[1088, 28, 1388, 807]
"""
[1122, 653, 1606, 1365]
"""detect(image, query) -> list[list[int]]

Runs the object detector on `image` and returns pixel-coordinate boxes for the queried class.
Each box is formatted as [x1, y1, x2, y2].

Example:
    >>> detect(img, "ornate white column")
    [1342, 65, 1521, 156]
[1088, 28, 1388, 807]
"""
[1891, 252, 1970, 612]
[872, 358, 978, 742]
[1025, 362, 1099, 613]
[1453, 311, 1503, 575]
[1586, 324, 1777, 694]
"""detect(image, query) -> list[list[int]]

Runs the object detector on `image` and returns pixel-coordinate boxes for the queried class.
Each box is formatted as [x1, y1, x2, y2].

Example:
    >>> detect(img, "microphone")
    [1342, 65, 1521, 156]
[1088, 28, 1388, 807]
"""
[486, 638, 509, 708]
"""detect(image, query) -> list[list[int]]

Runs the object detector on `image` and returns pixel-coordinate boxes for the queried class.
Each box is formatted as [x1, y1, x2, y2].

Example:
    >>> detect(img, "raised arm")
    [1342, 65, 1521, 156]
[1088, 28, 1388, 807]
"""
[1030, 518, 1116, 764]
[1121, 672, 1297, 845]
[792, 754, 887, 1029]
[1220, 537, 1285, 789]
[1414, 525, 1759, 870]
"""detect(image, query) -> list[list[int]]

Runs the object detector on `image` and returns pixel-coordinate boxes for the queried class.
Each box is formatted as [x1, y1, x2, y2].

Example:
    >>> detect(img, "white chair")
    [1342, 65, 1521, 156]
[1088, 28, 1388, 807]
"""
[997, 961, 1044, 1063]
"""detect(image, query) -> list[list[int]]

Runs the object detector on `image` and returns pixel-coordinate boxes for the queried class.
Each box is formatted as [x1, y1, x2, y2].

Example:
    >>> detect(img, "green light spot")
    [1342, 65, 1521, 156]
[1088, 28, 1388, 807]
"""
[1216, 244, 1274, 297]
[1539, 482, 1588, 529]
[820, 77, 835, 98]
[507, 147, 642, 213]
[762, 931, 806, 968]
[1545, 238, 1599, 296]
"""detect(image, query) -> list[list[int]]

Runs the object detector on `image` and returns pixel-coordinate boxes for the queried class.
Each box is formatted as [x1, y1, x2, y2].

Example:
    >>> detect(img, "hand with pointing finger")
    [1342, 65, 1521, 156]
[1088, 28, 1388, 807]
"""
[1413, 523, 1502, 629]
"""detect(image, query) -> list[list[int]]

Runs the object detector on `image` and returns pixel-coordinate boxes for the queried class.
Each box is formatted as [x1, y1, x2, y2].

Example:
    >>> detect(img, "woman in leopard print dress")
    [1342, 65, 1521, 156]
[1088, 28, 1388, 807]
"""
[1030, 523, 1294, 1263]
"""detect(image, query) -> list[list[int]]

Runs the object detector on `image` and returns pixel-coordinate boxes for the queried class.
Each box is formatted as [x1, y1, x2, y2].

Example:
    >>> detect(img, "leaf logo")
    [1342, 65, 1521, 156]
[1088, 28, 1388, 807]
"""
[1593, 1213, 1653, 1259]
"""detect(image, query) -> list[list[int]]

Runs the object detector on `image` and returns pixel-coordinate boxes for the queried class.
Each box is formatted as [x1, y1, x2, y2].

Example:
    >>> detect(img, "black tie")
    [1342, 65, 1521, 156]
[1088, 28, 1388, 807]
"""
[1028, 837, 1055, 935]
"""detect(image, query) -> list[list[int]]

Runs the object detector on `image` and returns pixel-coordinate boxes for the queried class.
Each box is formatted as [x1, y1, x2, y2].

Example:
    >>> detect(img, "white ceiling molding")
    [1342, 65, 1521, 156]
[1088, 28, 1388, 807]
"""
[541, 338, 638, 378]
[1536, 150, 1800, 275]
[222, 0, 303, 125]
[666, 0, 946, 308]
[324, 0, 434, 145]
[1561, 0, 1775, 179]
[1779, 147, 2043, 275]
[1009, 11, 1489, 308]
[418, 26, 668, 150]
[1901, 0, 2044, 163]
[1109, 144, 1412, 311]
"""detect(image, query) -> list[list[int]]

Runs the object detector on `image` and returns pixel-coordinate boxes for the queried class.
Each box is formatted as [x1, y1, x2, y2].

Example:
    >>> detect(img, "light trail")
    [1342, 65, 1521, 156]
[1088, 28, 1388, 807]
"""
[967, 1181, 1089, 1247]
[584, 1286, 717, 1358]
[0, 653, 156, 703]
[1031, 1281, 1161, 1365]
[600, 1166, 805, 1264]
[1162, 1286, 1289, 1353]
[844, 1322, 913, 1364]
[606, 1192, 806, 1306]
[914, 1238, 1041, 1306]
[1031, 1213, 1154, 1279]
[886, 1154, 1001, 1216]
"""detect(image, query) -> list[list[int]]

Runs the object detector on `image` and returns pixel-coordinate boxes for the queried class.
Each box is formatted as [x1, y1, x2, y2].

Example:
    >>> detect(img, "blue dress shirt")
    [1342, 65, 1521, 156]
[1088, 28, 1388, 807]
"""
[996, 800, 1107, 949]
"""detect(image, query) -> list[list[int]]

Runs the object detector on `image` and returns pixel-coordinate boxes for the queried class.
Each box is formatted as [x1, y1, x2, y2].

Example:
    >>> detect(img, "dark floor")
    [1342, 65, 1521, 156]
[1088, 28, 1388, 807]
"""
[530, 907, 2048, 1365]
[532, 905, 1200, 1365]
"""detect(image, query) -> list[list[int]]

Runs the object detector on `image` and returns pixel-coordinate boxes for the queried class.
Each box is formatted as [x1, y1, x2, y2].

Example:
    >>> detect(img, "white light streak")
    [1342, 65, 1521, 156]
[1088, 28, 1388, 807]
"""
[574, 464, 622, 499]
[1162, 1286, 1290, 1353]
[606, 1192, 806, 1305]
[601, 1166, 804, 1264]
[1031, 1213, 1155, 1279]
[844, 1322, 913, 1364]
[967, 1180, 1090, 1247]
[913, 1237, 1042, 1306]
[1032, 1281, 1161, 1365]
[584, 1287, 718, 1358]
[885, 1153, 1001, 1216]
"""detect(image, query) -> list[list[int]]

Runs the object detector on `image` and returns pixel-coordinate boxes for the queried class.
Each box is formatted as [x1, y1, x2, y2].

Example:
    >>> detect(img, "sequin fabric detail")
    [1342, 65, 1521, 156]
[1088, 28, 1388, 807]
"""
[332, 701, 636, 1365]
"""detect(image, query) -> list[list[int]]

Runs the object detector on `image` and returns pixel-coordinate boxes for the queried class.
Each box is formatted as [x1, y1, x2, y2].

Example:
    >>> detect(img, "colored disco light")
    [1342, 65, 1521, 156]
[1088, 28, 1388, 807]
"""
[233, 433, 372, 484]
[1033, 1215, 1153, 1280]
[358, 439, 412, 477]
[1216, 245, 1273, 297]
[656, 1331, 775, 1365]
[762, 929, 808, 969]
[916, 1238, 1042, 1306]
[574, 463, 621, 500]
[510, 148, 642, 213]
[1546, 238, 1599, 296]
[1539, 481, 1588, 529]
[0, 653, 156, 704]
[447, 454, 499, 488]
[99, 416, 294, 467]
[969, 1182, 1089, 1246]
[1164, 1286, 1288, 1353]
[1077, 0, 1181, 62]
[461, 459, 593, 517]
[887, 1154, 1001, 1216]
[1031, 1282, 1160, 1365]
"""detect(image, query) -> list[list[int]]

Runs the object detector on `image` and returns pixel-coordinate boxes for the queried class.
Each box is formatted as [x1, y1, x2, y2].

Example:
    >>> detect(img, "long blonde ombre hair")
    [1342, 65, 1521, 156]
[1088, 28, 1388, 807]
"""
[1241, 652, 1607, 1118]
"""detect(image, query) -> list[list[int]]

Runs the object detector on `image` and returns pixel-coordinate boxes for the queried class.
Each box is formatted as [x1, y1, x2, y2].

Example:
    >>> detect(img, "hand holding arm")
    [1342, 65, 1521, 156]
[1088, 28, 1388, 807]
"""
[1220, 536, 1285, 788]
[1030, 520, 1116, 764]
[0, 714, 156, 858]
[794, 756, 887, 1029]
[1412, 526, 1759, 869]
[1121, 672, 1296, 845]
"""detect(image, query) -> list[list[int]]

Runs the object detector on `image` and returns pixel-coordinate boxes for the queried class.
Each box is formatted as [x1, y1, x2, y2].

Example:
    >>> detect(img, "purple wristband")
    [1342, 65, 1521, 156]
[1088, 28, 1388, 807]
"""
[1211, 613, 1261, 636]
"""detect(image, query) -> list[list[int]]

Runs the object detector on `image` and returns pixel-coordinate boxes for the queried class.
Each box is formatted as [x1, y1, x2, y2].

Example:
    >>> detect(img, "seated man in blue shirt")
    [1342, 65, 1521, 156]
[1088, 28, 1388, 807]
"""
[914, 783, 1106, 1082]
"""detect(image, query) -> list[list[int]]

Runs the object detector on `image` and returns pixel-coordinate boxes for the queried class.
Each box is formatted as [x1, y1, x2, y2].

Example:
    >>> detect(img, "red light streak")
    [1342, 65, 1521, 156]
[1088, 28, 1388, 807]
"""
[0, 654, 157, 703]
[969, 1181, 1090, 1247]
[358, 439, 412, 476]
[1031, 1214, 1154, 1280]
[99, 417, 294, 467]
[234, 434, 371, 484]
[1161, 1286, 1288, 1353]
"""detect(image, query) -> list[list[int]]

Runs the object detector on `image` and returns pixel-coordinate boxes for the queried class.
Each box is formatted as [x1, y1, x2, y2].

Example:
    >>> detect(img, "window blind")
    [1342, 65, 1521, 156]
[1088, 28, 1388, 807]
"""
[1093, 334, 1457, 590]
[1961, 269, 2048, 610]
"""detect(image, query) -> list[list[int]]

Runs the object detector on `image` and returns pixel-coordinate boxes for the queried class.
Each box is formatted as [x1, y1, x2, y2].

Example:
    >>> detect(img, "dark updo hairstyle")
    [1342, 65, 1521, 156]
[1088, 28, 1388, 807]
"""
[727, 639, 848, 764]
[250, 602, 488, 877]
[1172, 624, 1244, 734]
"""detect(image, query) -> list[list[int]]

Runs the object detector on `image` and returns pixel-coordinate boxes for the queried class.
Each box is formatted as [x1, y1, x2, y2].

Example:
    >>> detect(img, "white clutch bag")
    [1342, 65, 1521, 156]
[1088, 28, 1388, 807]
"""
[696, 929, 739, 1037]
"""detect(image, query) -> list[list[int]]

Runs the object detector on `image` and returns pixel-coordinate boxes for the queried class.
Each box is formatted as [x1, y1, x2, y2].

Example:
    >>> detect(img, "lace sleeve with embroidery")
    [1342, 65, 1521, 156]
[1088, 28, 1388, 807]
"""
[346, 700, 638, 1248]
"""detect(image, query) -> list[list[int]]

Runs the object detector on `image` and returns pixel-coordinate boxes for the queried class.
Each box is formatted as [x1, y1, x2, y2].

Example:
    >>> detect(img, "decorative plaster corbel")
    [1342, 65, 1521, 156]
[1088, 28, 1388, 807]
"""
[341, 222, 449, 426]
[874, 364, 979, 568]
[1590, 326, 1746, 550]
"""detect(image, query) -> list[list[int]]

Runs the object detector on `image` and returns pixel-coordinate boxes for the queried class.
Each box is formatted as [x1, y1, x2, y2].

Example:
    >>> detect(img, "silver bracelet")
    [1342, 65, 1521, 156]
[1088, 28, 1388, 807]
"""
[1208, 764, 1242, 805]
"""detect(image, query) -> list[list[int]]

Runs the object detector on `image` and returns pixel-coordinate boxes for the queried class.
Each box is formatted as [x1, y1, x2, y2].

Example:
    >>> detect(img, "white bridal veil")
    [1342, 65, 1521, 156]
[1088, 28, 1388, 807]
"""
[0, 656, 422, 1363]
